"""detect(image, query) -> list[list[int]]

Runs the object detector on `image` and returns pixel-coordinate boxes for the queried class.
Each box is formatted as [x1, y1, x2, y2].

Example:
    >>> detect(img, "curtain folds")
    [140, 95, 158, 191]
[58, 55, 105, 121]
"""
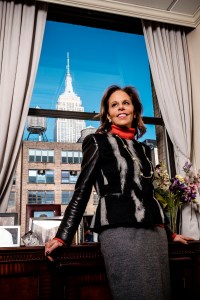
[142, 20, 200, 238]
[142, 20, 192, 173]
[0, 0, 48, 212]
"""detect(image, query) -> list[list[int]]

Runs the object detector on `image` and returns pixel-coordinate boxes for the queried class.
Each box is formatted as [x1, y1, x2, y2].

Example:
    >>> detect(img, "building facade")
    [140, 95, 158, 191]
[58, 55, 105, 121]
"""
[11, 140, 97, 237]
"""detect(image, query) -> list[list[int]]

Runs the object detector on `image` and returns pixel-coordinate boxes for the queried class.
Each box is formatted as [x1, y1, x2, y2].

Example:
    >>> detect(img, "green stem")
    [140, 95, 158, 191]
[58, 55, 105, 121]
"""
[168, 193, 179, 233]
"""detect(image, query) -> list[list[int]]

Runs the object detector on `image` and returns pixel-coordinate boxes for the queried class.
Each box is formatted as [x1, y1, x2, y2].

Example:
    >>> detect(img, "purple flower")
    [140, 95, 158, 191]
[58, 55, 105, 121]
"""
[154, 162, 200, 209]
[183, 162, 192, 174]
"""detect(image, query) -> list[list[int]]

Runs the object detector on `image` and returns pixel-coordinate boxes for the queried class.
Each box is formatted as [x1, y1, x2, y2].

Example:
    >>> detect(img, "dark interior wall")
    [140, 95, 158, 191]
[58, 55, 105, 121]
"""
[47, 3, 143, 35]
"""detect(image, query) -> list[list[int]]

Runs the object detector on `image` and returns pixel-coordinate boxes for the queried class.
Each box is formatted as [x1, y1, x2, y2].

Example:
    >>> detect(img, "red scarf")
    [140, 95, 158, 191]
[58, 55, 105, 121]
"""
[109, 124, 135, 140]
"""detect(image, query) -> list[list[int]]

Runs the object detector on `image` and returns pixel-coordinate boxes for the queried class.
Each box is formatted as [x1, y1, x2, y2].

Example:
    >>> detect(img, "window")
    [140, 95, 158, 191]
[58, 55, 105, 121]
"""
[12, 172, 16, 185]
[8, 192, 15, 208]
[61, 170, 79, 183]
[28, 191, 54, 204]
[26, 5, 168, 163]
[93, 191, 99, 205]
[62, 191, 73, 204]
[61, 151, 82, 164]
[28, 170, 54, 184]
[19, 4, 173, 233]
[29, 149, 54, 162]
[28, 10, 156, 143]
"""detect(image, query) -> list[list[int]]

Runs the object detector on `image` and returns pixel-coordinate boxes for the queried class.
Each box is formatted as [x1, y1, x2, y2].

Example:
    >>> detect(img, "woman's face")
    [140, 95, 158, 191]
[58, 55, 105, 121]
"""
[107, 90, 135, 128]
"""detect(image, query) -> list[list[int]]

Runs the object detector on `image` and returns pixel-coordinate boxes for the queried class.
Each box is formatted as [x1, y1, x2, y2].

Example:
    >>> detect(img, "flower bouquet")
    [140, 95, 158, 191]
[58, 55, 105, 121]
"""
[154, 162, 200, 232]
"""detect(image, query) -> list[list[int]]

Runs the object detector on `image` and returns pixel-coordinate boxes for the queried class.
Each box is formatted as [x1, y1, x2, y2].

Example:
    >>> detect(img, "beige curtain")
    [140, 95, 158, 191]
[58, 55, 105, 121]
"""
[142, 20, 200, 239]
[0, 0, 48, 212]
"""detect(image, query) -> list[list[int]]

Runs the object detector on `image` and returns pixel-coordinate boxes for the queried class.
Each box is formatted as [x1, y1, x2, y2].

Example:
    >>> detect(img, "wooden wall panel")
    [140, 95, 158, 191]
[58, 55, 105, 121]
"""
[0, 242, 200, 300]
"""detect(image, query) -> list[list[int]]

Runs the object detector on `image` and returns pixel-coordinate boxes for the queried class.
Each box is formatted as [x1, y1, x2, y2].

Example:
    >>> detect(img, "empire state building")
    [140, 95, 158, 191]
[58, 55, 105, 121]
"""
[55, 54, 86, 143]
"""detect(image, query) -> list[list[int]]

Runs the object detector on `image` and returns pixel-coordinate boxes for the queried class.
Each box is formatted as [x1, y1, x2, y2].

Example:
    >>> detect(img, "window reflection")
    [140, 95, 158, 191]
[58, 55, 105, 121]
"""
[62, 191, 73, 204]
[61, 170, 79, 184]
[28, 170, 54, 184]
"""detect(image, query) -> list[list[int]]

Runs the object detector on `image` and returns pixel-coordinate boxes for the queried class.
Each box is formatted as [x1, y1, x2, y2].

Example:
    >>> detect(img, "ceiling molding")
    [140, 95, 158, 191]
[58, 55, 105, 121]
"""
[39, 0, 199, 27]
[193, 7, 200, 27]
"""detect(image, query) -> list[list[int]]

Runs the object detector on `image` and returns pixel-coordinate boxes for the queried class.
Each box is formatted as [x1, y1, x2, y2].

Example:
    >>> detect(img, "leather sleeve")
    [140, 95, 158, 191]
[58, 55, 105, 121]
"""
[55, 134, 100, 245]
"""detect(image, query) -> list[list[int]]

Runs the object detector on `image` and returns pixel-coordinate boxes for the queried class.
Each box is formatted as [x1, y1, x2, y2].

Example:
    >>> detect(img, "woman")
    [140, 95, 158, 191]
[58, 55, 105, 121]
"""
[45, 85, 192, 300]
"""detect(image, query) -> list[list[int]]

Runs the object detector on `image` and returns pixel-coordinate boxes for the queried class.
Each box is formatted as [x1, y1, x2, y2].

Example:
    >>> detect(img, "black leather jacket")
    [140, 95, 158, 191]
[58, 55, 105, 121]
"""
[56, 133, 168, 245]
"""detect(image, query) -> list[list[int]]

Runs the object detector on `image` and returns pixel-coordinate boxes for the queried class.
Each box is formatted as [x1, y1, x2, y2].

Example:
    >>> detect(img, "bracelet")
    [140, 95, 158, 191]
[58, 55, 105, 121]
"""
[53, 237, 65, 245]
[171, 233, 177, 240]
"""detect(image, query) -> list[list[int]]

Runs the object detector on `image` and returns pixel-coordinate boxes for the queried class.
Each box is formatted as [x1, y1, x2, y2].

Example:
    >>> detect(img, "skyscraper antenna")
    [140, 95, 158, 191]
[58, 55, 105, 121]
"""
[67, 52, 70, 75]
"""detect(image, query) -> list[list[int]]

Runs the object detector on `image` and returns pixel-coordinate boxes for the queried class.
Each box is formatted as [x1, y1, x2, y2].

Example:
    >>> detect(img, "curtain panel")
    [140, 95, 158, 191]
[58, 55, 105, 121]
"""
[0, 0, 48, 212]
[142, 20, 200, 239]
[142, 20, 192, 173]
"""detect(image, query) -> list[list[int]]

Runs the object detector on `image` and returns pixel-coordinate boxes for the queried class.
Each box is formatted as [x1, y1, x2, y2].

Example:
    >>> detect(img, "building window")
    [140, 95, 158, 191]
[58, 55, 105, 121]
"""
[62, 191, 73, 204]
[93, 191, 99, 205]
[61, 170, 79, 183]
[12, 172, 16, 185]
[28, 170, 54, 183]
[8, 191, 15, 208]
[28, 191, 54, 204]
[29, 149, 54, 162]
[61, 151, 82, 164]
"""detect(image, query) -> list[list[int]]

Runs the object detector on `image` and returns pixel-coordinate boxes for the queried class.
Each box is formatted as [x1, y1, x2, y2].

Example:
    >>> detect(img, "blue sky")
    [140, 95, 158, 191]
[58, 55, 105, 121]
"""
[27, 20, 156, 141]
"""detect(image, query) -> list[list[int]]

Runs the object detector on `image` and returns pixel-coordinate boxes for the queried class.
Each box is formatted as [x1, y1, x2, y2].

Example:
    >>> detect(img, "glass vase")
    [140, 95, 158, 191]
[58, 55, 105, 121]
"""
[169, 205, 179, 233]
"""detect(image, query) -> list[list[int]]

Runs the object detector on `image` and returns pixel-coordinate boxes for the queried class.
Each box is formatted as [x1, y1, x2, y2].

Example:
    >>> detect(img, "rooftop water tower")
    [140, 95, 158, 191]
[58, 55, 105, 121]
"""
[26, 106, 48, 141]
[77, 126, 96, 143]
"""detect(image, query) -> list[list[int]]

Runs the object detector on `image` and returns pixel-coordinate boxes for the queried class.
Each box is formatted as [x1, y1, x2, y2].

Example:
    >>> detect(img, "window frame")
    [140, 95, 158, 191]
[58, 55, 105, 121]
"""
[61, 150, 83, 164]
[28, 149, 54, 163]
[61, 170, 79, 184]
[28, 190, 55, 204]
[28, 4, 163, 126]
[27, 3, 174, 174]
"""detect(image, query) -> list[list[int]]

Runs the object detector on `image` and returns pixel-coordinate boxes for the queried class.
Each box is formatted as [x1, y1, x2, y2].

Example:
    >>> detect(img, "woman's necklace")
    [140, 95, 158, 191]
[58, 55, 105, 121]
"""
[115, 135, 154, 179]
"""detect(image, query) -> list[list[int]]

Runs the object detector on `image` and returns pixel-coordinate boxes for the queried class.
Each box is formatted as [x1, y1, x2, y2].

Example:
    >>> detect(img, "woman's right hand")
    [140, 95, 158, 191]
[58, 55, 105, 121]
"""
[45, 239, 63, 261]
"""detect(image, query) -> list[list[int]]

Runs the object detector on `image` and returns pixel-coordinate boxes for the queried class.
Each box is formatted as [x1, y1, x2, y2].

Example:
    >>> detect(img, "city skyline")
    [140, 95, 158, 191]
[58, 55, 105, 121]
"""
[25, 20, 156, 141]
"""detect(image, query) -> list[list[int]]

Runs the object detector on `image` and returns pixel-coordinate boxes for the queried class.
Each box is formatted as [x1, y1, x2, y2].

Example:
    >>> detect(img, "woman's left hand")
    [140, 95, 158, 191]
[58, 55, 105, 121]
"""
[173, 234, 195, 244]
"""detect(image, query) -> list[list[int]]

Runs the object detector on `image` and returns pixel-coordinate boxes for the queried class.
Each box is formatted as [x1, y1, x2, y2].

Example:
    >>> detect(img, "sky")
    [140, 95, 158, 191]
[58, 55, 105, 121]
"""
[26, 20, 156, 141]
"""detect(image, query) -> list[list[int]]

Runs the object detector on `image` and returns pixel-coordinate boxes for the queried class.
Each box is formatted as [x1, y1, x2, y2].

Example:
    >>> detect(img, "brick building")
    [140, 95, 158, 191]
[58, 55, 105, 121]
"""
[10, 139, 97, 237]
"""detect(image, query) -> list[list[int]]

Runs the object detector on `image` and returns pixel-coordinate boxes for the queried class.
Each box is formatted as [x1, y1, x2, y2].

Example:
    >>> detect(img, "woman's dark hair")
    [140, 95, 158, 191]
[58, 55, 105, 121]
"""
[96, 85, 146, 139]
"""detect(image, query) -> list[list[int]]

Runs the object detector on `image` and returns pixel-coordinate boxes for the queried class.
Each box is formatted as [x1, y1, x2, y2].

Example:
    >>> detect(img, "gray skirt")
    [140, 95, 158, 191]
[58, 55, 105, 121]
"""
[99, 226, 171, 300]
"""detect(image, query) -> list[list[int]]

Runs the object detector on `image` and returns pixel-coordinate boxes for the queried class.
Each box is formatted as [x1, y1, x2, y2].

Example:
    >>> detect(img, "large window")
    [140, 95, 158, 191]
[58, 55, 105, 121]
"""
[26, 5, 157, 144]
[28, 170, 54, 184]
[28, 191, 54, 204]
[29, 149, 54, 162]
[16, 5, 171, 230]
